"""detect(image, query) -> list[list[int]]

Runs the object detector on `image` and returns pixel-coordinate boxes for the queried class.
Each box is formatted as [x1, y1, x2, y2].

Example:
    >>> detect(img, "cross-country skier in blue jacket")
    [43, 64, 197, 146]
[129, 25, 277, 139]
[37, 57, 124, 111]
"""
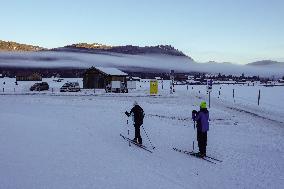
[192, 101, 209, 157]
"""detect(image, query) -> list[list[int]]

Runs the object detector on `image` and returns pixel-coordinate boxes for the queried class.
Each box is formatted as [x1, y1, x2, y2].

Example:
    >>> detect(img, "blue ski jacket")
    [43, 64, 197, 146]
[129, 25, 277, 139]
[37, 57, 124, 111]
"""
[194, 108, 209, 132]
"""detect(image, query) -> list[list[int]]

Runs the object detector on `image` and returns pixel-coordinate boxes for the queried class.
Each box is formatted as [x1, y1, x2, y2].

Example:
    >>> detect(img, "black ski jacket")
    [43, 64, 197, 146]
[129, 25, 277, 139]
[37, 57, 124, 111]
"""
[126, 105, 144, 125]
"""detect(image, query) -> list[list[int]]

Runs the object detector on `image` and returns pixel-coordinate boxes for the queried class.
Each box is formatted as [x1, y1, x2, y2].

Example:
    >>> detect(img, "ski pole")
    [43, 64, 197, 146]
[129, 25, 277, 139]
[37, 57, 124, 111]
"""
[193, 120, 196, 151]
[141, 125, 155, 149]
[127, 119, 130, 136]
[192, 110, 197, 152]
[126, 117, 130, 147]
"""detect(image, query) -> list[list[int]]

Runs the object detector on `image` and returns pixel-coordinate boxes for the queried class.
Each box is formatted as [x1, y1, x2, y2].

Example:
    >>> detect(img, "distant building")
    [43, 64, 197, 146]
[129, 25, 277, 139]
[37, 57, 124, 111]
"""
[154, 77, 162, 80]
[175, 74, 188, 81]
[187, 75, 194, 80]
[16, 72, 42, 81]
[83, 67, 128, 92]
[128, 76, 141, 82]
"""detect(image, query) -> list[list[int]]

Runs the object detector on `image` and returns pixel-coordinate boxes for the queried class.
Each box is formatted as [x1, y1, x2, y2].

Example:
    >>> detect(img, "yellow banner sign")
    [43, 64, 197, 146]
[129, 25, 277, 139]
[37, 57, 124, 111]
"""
[150, 80, 158, 95]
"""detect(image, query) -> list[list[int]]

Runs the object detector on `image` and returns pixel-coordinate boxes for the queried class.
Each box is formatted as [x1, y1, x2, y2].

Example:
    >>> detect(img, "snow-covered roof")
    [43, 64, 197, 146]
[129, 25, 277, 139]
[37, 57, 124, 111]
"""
[132, 77, 141, 79]
[95, 67, 128, 76]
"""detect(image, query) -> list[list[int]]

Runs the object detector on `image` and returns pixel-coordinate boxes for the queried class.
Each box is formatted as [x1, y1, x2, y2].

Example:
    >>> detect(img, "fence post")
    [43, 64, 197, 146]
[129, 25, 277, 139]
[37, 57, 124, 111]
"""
[2, 88, 4, 92]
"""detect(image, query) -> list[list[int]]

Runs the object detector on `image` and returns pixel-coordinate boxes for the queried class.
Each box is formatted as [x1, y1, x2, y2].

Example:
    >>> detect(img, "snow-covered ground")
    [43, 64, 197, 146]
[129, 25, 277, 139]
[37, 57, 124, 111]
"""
[0, 78, 283, 189]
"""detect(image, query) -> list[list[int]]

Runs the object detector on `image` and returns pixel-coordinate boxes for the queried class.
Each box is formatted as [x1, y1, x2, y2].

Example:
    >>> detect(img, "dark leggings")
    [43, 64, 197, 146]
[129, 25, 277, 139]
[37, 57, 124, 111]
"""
[134, 123, 142, 144]
[197, 131, 207, 155]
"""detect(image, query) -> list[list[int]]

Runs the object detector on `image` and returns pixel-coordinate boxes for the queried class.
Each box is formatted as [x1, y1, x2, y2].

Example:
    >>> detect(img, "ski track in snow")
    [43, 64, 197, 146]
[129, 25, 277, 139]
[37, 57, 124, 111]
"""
[0, 79, 283, 189]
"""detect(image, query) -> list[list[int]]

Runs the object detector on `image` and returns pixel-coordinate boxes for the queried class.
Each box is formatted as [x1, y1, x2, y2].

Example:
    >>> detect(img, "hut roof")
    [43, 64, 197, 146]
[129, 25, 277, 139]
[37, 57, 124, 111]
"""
[95, 67, 128, 76]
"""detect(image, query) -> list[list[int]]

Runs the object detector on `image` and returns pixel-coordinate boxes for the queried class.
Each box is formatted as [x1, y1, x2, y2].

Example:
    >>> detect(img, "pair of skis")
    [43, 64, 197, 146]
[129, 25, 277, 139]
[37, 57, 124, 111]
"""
[120, 134, 153, 153]
[173, 147, 222, 164]
[120, 134, 222, 164]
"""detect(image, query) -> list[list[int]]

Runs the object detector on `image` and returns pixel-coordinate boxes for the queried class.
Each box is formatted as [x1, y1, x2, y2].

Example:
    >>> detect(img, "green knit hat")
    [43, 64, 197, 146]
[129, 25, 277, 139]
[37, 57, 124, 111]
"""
[200, 101, 207, 109]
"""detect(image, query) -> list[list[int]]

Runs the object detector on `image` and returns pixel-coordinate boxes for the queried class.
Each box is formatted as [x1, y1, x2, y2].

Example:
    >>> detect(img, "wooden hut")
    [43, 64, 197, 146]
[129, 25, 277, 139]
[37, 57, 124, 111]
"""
[16, 72, 42, 81]
[83, 67, 128, 92]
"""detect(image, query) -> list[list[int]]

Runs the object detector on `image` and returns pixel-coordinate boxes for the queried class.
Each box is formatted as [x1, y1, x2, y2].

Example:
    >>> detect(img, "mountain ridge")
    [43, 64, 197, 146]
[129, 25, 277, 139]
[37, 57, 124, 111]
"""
[51, 43, 191, 59]
[1, 40, 283, 67]
[246, 60, 284, 66]
[0, 40, 191, 59]
[0, 40, 45, 52]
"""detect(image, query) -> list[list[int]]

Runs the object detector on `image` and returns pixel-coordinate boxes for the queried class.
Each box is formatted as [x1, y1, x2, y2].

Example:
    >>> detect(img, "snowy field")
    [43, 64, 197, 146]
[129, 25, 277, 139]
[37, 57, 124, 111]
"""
[0, 78, 283, 189]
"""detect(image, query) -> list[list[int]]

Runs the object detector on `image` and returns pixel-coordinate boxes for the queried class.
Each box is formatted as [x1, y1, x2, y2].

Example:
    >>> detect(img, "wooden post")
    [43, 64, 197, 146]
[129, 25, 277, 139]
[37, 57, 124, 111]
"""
[187, 84, 188, 90]
[258, 89, 260, 106]
[233, 89, 235, 99]
[2, 88, 4, 92]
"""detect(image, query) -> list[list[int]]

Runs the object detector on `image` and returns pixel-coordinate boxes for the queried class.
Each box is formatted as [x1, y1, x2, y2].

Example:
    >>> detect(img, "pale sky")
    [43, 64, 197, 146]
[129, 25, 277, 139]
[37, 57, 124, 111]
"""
[1, 0, 283, 64]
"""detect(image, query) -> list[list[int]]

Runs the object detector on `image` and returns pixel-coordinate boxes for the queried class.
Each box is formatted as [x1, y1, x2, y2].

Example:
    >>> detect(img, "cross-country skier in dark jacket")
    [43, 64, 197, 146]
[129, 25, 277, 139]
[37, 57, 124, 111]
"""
[192, 101, 209, 157]
[125, 101, 144, 144]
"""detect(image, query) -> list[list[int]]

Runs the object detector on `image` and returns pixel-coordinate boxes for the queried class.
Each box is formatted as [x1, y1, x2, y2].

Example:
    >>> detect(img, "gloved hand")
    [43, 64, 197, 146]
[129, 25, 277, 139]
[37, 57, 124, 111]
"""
[125, 111, 129, 116]
[192, 110, 197, 120]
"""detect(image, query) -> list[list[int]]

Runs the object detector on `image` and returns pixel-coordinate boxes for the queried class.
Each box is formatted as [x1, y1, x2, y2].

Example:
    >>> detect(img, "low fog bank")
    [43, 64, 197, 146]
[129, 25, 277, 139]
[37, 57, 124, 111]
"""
[0, 51, 283, 77]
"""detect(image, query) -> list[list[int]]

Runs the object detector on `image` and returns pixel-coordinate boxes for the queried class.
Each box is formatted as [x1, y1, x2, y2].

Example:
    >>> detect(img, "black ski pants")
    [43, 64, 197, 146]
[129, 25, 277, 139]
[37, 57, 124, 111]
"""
[134, 122, 142, 144]
[197, 130, 207, 155]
